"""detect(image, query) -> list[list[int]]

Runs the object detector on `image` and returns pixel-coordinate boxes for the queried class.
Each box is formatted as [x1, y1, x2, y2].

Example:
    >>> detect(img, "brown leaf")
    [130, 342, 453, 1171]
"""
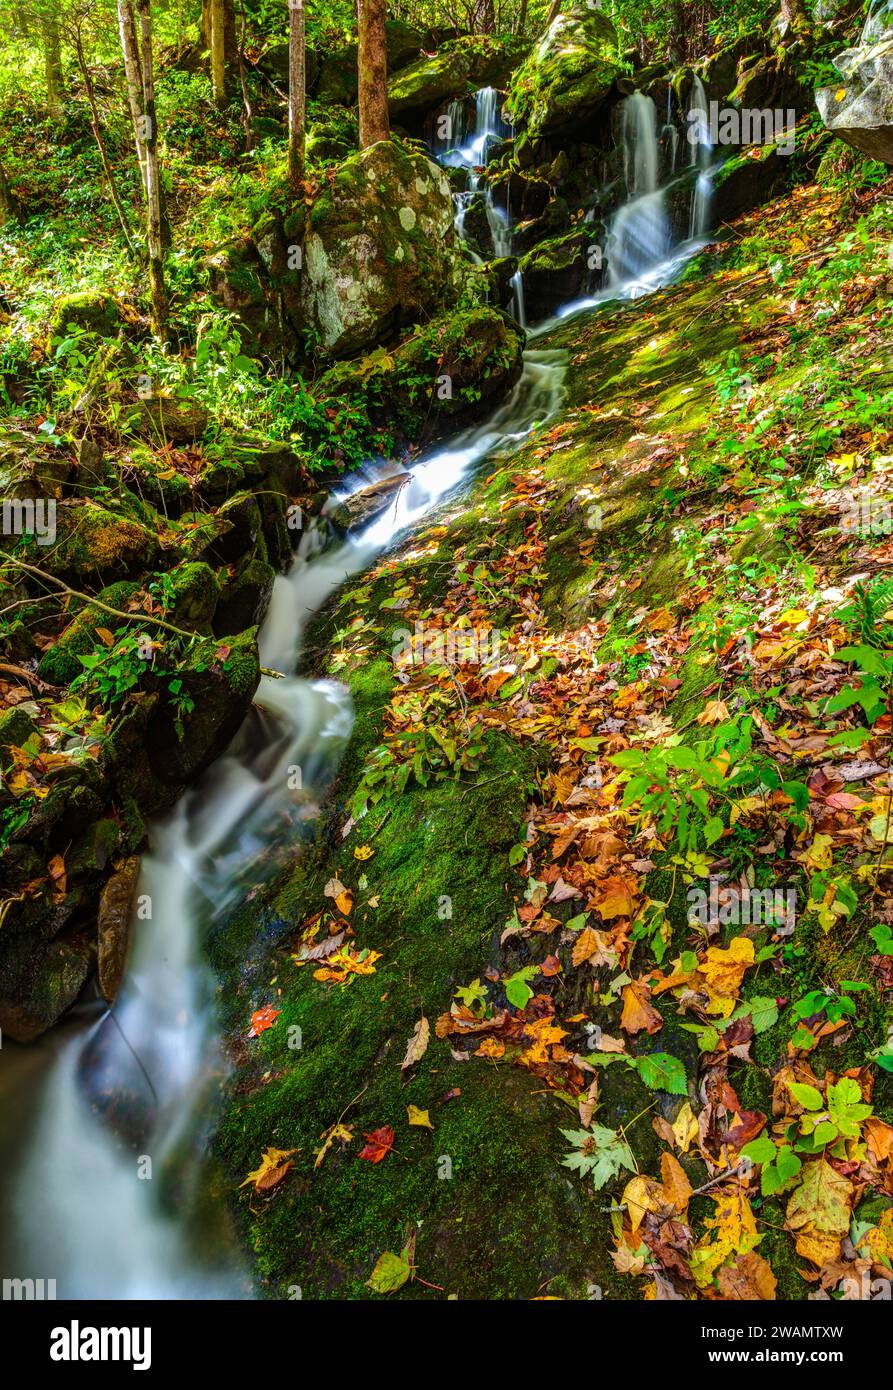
[401, 1015, 430, 1071]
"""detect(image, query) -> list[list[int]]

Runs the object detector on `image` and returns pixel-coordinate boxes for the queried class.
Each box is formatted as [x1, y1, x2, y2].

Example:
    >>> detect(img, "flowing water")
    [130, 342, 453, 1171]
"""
[0, 348, 566, 1300]
[0, 78, 715, 1301]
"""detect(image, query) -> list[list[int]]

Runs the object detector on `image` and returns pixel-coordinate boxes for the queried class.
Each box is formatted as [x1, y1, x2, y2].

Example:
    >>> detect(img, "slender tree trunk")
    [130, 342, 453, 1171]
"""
[237, 0, 254, 152]
[358, 0, 389, 149]
[288, 0, 306, 193]
[74, 27, 138, 260]
[0, 159, 22, 226]
[136, 0, 170, 343]
[117, 0, 148, 193]
[210, 0, 237, 107]
[42, 17, 64, 119]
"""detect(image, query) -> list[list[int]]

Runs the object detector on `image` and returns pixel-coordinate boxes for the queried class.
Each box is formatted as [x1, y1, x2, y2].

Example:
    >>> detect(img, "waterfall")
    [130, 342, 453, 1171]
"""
[687, 75, 714, 239]
[607, 93, 671, 288]
[440, 86, 526, 327]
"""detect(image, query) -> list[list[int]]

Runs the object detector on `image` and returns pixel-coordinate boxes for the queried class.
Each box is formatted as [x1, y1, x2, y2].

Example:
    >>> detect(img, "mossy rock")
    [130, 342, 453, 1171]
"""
[17, 501, 158, 583]
[505, 6, 623, 140]
[387, 34, 530, 125]
[146, 628, 261, 786]
[0, 926, 96, 1043]
[300, 140, 466, 358]
[49, 291, 121, 341]
[316, 306, 525, 448]
[518, 228, 590, 320]
[213, 556, 274, 636]
[166, 561, 219, 632]
[0, 706, 38, 768]
[123, 395, 210, 446]
[37, 579, 142, 685]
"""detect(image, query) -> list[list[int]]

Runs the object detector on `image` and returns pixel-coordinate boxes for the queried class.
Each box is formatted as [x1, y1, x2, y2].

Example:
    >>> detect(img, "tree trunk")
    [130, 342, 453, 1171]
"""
[136, 0, 170, 343]
[117, 0, 148, 192]
[288, 0, 306, 193]
[358, 0, 389, 149]
[74, 26, 138, 260]
[0, 160, 22, 226]
[42, 16, 64, 119]
[210, 0, 237, 107]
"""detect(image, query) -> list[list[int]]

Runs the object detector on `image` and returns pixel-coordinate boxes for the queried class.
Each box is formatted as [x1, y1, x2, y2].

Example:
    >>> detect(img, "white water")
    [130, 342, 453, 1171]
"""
[607, 93, 672, 288]
[0, 345, 566, 1300]
[448, 87, 526, 326]
[687, 76, 714, 240]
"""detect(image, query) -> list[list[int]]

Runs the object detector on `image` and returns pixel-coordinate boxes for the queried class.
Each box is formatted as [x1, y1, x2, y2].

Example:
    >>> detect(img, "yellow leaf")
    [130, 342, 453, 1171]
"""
[671, 1100, 699, 1154]
[407, 1104, 433, 1130]
[95, 627, 116, 647]
[239, 1146, 296, 1192]
[354, 843, 374, 860]
[701, 936, 755, 1017]
[800, 833, 833, 872]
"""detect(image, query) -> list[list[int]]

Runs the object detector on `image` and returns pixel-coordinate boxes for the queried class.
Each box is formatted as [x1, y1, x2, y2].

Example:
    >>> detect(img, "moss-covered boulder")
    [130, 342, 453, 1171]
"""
[0, 425, 71, 499]
[316, 306, 525, 448]
[388, 34, 529, 124]
[49, 291, 121, 340]
[18, 501, 158, 583]
[316, 21, 425, 105]
[299, 141, 466, 358]
[518, 229, 591, 321]
[147, 629, 261, 786]
[37, 580, 141, 685]
[505, 6, 622, 139]
[213, 556, 275, 636]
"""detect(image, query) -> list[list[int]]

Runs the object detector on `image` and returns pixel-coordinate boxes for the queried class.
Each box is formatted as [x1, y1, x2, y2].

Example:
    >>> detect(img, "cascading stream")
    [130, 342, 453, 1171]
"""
[0, 346, 567, 1301]
[0, 79, 715, 1301]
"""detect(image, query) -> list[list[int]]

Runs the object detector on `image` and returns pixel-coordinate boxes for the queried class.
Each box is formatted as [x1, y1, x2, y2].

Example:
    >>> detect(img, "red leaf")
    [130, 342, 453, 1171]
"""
[248, 1005, 281, 1037]
[359, 1125, 395, 1163]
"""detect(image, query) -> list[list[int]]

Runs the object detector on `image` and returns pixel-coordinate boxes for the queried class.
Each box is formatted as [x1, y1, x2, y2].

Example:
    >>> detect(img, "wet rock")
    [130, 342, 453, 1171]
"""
[518, 228, 591, 320]
[327, 473, 412, 533]
[214, 556, 275, 636]
[817, 33, 893, 163]
[505, 6, 622, 140]
[146, 628, 261, 786]
[0, 927, 96, 1044]
[97, 855, 140, 1003]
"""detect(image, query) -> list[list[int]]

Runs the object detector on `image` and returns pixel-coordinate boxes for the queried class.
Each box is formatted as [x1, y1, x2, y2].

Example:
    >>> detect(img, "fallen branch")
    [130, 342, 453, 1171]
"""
[0, 554, 284, 679]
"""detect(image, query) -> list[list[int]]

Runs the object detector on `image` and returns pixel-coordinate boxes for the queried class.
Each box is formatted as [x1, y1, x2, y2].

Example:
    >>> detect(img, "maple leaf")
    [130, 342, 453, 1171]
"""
[239, 1147, 296, 1194]
[247, 1005, 281, 1037]
[701, 936, 755, 1017]
[401, 1014, 430, 1071]
[359, 1125, 396, 1163]
[716, 1249, 777, 1300]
